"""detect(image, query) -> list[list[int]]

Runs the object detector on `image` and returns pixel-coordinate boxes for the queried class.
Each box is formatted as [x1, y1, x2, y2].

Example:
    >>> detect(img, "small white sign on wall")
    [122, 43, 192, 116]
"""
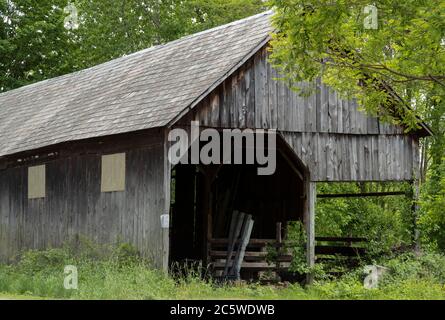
[160, 214, 170, 229]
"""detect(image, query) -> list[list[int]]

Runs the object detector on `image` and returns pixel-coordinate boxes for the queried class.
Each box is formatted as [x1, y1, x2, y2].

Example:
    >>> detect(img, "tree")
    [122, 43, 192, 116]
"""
[269, 0, 445, 250]
[269, 0, 444, 130]
[0, 0, 266, 92]
[71, 0, 266, 69]
[0, 0, 75, 91]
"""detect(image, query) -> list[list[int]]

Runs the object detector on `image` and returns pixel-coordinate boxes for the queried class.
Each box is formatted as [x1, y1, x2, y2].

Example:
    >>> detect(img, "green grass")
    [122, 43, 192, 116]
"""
[1, 242, 445, 300]
[0, 293, 46, 300]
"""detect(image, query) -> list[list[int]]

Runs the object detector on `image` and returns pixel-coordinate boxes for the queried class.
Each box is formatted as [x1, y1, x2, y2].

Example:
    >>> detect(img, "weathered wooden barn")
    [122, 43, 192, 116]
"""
[0, 11, 431, 277]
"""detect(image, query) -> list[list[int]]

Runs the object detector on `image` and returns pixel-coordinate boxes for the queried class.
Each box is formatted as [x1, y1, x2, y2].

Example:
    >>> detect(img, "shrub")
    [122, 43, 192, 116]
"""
[1, 240, 445, 300]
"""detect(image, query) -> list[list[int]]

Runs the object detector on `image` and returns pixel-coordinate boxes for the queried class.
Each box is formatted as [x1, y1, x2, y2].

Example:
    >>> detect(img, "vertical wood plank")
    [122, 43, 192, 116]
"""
[304, 179, 316, 284]
[343, 99, 350, 133]
[296, 82, 305, 132]
[337, 95, 343, 134]
[246, 62, 255, 128]
[350, 136, 358, 181]
[328, 89, 337, 133]
[318, 133, 328, 181]
[326, 135, 334, 181]
[268, 63, 278, 129]
[254, 50, 266, 128]
[320, 84, 329, 132]
[315, 78, 322, 132]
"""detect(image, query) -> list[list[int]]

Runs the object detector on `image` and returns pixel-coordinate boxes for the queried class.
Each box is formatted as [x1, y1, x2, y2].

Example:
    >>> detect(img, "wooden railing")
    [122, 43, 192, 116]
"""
[315, 237, 368, 257]
[208, 236, 368, 278]
[209, 238, 291, 275]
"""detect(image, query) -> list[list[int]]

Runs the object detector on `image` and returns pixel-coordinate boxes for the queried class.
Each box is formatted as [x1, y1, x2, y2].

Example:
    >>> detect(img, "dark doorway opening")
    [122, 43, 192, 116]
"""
[169, 136, 307, 279]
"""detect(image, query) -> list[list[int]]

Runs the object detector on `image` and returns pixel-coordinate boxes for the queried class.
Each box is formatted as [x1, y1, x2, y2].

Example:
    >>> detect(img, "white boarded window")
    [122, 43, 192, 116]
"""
[28, 165, 46, 199]
[101, 153, 126, 192]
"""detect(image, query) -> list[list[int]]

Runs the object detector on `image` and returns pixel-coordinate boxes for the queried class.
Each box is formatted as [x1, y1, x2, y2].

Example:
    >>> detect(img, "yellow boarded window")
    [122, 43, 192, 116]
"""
[101, 153, 126, 192]
[28, 165, 46, 199]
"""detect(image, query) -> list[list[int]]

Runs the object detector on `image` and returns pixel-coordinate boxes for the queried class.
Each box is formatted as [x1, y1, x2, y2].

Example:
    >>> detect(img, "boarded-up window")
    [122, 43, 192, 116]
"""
[101, 153, 126, 192]
[28, 165, 46, 199]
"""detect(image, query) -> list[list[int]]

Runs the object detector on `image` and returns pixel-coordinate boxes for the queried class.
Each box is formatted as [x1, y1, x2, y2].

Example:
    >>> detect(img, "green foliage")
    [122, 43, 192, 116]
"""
[269, 182, 416, 279]
[269, 0, 445, 131]
[1, 0, 445, 299]
[2, 245, 445, 300]
[382, 252, 445, 284]
[0, 240, 171, 299]
[316, 182, 413, 255]
[420, 167, 445, 250]
[266, 221, 310, 276]
[0, 0, 266, 92]
[17, 248, 70, 275]
[307, 252, 445, 300]
[417, 86, 445, 250]
[269, 1, 445, 250]
[0, 0, 76, 91]
[285, 221, 309, 274]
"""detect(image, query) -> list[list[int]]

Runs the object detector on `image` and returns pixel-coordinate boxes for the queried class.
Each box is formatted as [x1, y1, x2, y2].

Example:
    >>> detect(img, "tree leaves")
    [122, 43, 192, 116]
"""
[0, 0, 266, 92]
[269, 0, 445, 131]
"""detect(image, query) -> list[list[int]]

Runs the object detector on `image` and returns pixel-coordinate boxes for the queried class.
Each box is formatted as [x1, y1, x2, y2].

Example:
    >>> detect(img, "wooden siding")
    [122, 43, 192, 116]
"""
[179, 47, 419, 182]
[183, 48, 404, 135]
[0, 132, 168, 265]
[281, 132, 417, 182]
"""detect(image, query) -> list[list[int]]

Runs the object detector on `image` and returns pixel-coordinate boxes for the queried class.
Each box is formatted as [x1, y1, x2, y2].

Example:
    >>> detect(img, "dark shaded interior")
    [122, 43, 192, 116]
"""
[169, 141, 306, 267]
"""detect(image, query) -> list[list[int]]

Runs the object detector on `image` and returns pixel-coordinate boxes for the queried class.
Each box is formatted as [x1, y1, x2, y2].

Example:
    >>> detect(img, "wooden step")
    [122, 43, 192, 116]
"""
[210, 250, 293, 262]
[210, 250, 267, 258]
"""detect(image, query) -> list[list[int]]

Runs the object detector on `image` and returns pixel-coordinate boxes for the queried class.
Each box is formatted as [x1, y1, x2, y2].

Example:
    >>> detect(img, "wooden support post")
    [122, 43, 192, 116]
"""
[412, 180, 421, 254]
[202, 174, 212, 267]
[198, 165, 221, 267]
[276, 222, 282, 244]
[276, 222, 282, 271]
[162, 129, 172, 273]
[304, 178, 316, 285]
[412, 138, 421, 254]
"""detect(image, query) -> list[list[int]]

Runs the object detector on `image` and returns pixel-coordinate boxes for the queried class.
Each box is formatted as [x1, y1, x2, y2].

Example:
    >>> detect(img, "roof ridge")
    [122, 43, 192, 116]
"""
[125, 10, 274, 59]
[0, 10, 274, 98]
[0, 10, 275, 157]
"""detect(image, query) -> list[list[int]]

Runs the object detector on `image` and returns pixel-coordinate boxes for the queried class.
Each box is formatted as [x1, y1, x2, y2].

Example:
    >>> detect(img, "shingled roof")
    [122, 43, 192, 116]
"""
[0, 11, 274, 158]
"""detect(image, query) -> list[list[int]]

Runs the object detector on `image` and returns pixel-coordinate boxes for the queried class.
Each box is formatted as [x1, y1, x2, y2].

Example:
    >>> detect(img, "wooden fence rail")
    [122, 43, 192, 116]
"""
[209, 235, 368, 279]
